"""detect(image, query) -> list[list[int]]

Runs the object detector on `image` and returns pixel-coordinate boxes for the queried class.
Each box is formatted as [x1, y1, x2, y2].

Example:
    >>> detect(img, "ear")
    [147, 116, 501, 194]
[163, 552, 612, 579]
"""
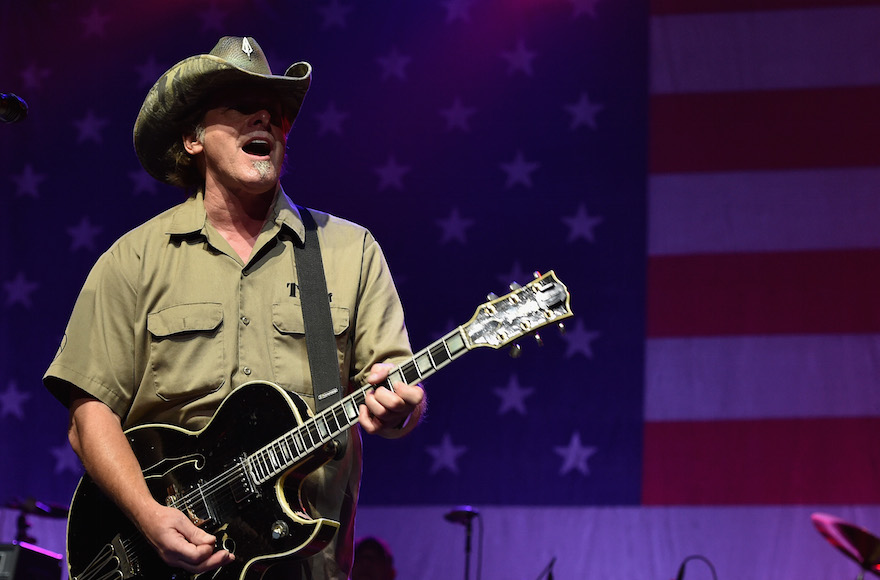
[183, 131, 203, 155]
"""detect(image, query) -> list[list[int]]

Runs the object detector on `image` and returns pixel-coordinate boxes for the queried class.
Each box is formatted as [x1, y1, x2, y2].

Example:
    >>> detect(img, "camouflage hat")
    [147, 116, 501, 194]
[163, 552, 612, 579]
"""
[133, 36, 311, 187]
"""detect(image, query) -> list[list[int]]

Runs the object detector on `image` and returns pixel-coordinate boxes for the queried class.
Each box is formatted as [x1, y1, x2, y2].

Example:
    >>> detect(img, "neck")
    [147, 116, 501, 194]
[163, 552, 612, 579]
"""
[203, 184, 277, 262]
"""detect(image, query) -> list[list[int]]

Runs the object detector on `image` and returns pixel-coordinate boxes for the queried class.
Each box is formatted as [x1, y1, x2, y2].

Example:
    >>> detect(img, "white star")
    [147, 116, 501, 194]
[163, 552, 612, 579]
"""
[440, 97, 476, 132]
[67, 216, 103, 252]
[51, 443, 83, 475]
[501, 39, 536, 76]
[554, 432, 597, 476]
[316, 102, 350, 136]
[564, 319, 601, 359]
[3, 272, 39, 308]
[80, 6, 111, 37]
[426, 432, 467, 474]
[318, 0, 354, 29]
[21, 63, 51, 90]
[493, 375, 534, 416]
[562, 203, 604, 243]
[0, 381, 31, 420]
[135, 56, 165, 88]
[441, 0, 472, 23]
[436, 207, 475, 245]
[12, 164, 47, 198]
[500, 150, 539, 188]
[566, 92, 604, 130]
[569, 0, 602, 19]
[74, 110, 110, 144]
[200, 3, 227, 32]
[374, 155, 410, 190]
[377, 48, 412, 81]
[129, 169, 158, 196]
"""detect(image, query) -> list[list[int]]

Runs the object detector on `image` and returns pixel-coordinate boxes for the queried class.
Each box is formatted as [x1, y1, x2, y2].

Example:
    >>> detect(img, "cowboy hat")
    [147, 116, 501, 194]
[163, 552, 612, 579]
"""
[133, 36, 311, 187]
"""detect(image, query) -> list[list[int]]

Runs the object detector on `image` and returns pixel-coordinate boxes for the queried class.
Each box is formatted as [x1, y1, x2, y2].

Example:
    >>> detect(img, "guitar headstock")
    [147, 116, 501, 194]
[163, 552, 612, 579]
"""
[461, 270, 573, 351]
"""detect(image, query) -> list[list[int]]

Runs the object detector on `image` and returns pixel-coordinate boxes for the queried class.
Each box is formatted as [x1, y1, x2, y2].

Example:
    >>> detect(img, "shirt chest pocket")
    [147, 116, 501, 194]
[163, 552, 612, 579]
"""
[271, 301, 351, 397]
[147, 302, 225, 401]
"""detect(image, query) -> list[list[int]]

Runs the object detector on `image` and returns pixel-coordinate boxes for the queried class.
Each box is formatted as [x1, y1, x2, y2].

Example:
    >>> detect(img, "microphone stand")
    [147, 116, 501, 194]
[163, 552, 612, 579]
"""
[444, 505, 480, 580]
[533, 556, 556, 580]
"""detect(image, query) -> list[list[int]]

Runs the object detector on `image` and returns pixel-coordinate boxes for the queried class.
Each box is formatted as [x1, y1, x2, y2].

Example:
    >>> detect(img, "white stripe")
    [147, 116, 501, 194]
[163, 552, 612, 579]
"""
[645, 334, 880, 421]
[651, 7, 880, 94]
[648, 168, 880, 256]
[356, 505, 879, 578]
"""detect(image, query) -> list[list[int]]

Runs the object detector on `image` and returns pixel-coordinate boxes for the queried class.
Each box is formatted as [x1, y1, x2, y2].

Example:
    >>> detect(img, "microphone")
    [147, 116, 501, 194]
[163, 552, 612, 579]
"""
[444, 505, 479, 525]
[1, 93, 28, 123]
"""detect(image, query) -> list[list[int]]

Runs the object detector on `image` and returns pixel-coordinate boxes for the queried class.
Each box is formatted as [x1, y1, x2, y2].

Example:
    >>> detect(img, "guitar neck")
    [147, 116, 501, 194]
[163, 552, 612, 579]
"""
[246, 327, 471, 484]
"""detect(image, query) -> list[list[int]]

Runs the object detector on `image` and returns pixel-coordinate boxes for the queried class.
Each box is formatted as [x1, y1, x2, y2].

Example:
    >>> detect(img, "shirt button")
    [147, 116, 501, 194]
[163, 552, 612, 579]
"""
[243, 367, 252, 375]
[241, 316, 250, 325]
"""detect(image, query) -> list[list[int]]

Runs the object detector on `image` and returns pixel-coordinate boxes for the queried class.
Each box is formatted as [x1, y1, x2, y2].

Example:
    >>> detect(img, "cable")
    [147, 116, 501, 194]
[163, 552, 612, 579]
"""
[676, 554, 718, 580]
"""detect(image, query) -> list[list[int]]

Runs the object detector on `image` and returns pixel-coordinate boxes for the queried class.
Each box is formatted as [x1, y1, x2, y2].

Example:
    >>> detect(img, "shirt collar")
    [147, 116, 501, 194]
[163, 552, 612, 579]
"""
[166, 186, 306, 243]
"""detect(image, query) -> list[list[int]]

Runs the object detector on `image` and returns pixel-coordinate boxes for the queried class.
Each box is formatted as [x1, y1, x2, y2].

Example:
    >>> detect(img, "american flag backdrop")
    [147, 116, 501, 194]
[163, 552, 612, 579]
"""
[1, 0, 879, 579]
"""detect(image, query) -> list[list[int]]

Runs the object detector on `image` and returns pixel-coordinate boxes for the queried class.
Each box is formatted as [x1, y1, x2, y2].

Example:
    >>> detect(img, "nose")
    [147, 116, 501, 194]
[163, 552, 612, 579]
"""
[252, 108, 272, 125]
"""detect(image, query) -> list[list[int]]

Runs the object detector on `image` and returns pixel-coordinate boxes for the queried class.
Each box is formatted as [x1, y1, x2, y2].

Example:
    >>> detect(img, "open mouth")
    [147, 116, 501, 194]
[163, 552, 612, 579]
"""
[242, 139, 272, 157]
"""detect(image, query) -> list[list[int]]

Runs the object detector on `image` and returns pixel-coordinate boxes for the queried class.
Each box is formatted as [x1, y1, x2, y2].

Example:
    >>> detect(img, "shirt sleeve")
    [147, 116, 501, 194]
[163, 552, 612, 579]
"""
[43, 244, 138, 418]
[349, 231, 413, 387]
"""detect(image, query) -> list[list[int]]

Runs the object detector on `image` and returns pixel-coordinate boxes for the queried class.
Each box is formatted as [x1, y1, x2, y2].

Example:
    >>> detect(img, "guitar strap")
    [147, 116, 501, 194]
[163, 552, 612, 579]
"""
[293, 206, 348, 458]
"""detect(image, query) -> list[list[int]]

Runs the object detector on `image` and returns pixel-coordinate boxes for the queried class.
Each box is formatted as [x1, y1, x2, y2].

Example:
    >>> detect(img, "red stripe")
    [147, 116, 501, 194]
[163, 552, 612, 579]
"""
[652, 0, 880, 15]
[642, 417, 880, 505]
[650, 87, 880, 174]
[647, 249, 880, 337]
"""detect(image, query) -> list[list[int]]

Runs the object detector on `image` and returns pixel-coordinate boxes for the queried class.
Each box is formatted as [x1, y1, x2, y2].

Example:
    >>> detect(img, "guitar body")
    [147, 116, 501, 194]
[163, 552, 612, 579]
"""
[67, 381, 340, 580]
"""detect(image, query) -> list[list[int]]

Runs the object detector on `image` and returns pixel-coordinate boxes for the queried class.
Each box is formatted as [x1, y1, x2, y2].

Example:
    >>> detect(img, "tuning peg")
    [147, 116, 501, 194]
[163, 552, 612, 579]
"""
[509, 344, 522, 358]
[534, 333, 543, 347]
[558, 323, 566, 335]
[486, 292, 499, 300]
[509, 282, 521, 291]
[532, 271, 542, 279]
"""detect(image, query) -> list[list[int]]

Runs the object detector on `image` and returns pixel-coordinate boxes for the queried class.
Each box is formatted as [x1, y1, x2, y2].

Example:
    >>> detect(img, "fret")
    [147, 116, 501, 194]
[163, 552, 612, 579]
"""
[292, 430, 306, 454]
[316, 416, 329, 439]
[305, 423, 320, 448]
[414, 352, 434, 375]
[401, 361, 421, 385]
[343, 399, 358, 421]
[279, 437, 294, 462]
[445, 330, 467, 356]
[387, 369, 404, 387]
[429, 341, 451, 366]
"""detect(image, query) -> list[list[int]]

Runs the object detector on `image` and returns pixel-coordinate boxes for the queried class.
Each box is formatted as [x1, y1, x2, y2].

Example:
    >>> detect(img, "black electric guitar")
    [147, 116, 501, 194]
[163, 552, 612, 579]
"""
[66, 271, 573, 580]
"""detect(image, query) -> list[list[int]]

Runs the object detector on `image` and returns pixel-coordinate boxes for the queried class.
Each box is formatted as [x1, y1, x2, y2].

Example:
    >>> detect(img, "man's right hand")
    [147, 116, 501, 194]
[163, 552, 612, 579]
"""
[137, 502, 235, 573]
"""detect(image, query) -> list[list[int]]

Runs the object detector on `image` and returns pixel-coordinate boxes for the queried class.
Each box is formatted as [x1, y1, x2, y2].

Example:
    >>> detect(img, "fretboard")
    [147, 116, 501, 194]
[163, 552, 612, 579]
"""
[246, 326, 471, 484]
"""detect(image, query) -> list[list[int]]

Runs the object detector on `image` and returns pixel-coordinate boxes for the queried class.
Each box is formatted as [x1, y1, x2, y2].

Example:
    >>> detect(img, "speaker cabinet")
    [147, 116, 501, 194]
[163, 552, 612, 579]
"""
[0, 543, 61, 580]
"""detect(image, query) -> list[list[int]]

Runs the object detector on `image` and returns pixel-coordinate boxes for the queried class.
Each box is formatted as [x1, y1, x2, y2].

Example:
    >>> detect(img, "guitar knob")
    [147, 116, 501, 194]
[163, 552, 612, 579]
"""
[510, 344, 522, 358]
[271, 520, 290, 540]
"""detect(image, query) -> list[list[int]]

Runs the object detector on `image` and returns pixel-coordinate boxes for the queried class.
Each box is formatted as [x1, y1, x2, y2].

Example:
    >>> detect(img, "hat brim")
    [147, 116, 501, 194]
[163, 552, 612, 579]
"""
[134, 54, 311, 186]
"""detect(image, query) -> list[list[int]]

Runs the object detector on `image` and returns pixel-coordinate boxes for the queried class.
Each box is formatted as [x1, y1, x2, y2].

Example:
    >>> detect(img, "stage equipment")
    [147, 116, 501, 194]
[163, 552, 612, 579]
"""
[0, 543, 62, 580]
[812, 512, 880, 579]
[444, 505, 480, 580]
[0, 93, 28, 123]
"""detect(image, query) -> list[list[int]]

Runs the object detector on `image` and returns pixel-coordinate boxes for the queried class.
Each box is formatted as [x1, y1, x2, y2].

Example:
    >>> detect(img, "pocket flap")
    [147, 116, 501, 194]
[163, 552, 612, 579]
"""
[147, 303, 223, 337]
[273, 302, 349, 336]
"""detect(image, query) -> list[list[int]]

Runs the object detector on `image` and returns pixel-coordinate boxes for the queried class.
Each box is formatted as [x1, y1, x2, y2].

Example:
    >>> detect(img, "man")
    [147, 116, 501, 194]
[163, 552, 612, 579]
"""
[351, 536, 397, 580]
[44, 36, 426, 579]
